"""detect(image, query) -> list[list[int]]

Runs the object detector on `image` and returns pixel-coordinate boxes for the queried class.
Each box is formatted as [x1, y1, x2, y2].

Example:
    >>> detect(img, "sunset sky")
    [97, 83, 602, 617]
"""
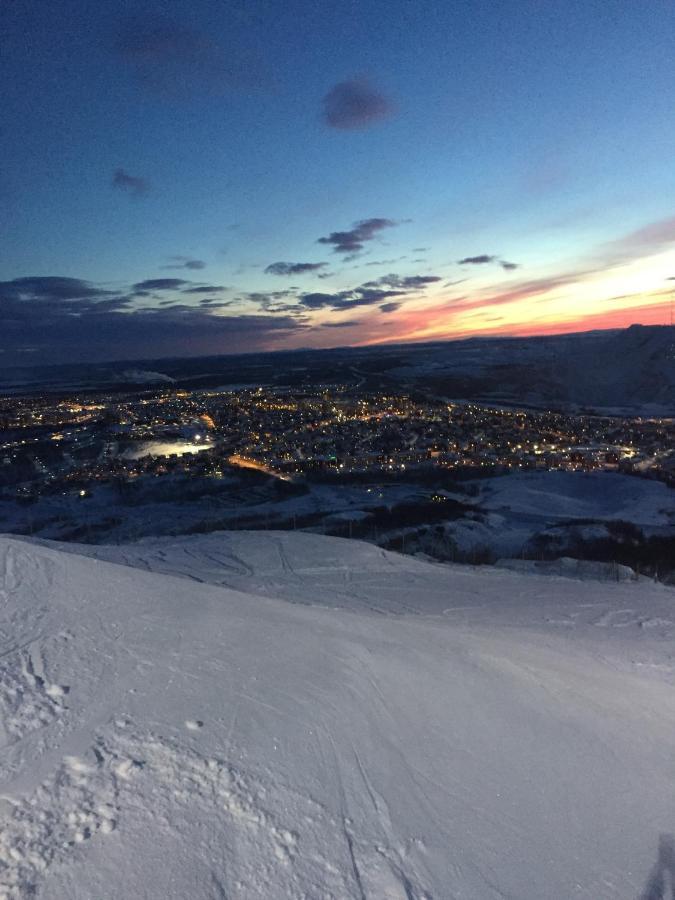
[2, 0, 675, 365]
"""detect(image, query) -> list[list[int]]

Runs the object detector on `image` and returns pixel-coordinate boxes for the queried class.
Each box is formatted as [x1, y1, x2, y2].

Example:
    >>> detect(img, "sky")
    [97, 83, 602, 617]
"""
[1, 0, 675, 366]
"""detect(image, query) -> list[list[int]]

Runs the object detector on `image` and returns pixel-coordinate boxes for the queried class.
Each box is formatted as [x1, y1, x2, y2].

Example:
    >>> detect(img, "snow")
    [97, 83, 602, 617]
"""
[394, 324, 675, 414]
[494, 556, 638, 581]
[1, 531, 674, 898]
[440, 470, 675, 559]
[480, 470, 675, 526]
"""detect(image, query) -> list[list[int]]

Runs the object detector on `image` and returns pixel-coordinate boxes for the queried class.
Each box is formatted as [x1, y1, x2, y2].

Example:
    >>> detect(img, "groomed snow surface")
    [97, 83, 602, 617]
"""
[1, 531, 674, 899]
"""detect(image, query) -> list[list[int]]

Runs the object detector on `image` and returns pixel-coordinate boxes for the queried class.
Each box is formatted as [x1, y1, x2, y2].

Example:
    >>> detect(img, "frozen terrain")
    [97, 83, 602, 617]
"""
[1, 531, 674, 898]
[444, 470, 675, 559]
[389, 324, 675, 415]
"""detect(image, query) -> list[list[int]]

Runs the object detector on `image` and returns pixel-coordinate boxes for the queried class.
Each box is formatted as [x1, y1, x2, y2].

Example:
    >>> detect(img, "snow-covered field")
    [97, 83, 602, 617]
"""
[1, 530, 675, 898]
[445, 470, 675, 559]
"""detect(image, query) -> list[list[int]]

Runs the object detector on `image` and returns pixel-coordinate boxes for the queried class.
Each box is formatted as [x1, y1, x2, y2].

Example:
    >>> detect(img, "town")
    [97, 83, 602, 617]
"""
[2, 385, 674, 499]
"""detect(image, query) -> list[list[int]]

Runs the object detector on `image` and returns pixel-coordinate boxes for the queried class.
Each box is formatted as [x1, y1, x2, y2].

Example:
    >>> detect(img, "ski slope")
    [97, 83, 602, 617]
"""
[0, 532, 674, 898]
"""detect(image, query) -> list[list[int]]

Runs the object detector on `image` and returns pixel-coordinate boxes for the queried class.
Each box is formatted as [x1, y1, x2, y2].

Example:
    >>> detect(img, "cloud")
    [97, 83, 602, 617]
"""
[265, 262, 327, 276]
[1, 276, 116, 302]
[364, 257, 407, 266]
[458, 255, 497, 265]
[199, 298, 232, 307]
[598, 216, 675, 268]
[0, 274, 303, 365]
[318, 218, 397, 257]
[132, 278, 188, 292]
[114, 15, 265, 96]
[164, 256, 206, 270]
[298, 287, 404, 312]
[323, 78, 393, 130]
[321, 320, 362, 328]
[112, 168, 149, 195]
[238, 290, 298, 314]
[258, 269, 441, 314]
[379, 301, 402, 313]
[364, 274, 441, 290]
[182, 285, 227, 294]
[458, 255, 520, 271]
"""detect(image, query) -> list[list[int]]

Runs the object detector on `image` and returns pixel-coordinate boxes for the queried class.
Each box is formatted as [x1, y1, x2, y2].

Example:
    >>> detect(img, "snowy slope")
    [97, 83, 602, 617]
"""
[1, 533, 675, 899]
[394, 324, 675, 413]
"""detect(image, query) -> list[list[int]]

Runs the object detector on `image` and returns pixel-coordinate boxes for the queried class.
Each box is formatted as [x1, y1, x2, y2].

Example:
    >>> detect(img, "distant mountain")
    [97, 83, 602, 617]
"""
[387, 325, 675, 412]
[2, 325, 673, 413]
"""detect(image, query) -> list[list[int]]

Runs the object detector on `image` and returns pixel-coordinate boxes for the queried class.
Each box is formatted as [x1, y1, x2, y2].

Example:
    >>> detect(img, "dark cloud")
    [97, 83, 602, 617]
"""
[299, 288, 404, 311]
[182, 285, 227, 294]
[164, 256, 206, 270]
[379, 301, 402, 313]
[112, 168, 149, 195]
[264, 270, 440, 314]
[265, 262, 327, 276]
[458, 254, 520, 270]
[236, 291, 306, 316]
[1, 276, 115, 301]
[365, 274, 441, 290]
[321, 320, 362, 328]
[323, 78, 393, 130]
[114, 15, 265, 96]
[297, 292, 343, 311]
[318, 218, 397, 257]
[459, 254, 497, 265]
[199, 298, 232, 307]
[240, 290, 295, 310]
[132, 278, 188, 291]
[1, 274, 303, 365]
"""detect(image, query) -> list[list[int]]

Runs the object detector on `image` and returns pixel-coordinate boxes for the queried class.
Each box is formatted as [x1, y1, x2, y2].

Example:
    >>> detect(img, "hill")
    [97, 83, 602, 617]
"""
[1, 532, 674, 898]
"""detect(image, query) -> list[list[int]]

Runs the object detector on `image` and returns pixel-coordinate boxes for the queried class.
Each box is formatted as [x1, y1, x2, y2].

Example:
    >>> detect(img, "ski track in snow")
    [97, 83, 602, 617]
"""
[0, 716, 430, 900]
[0, 531, 674, 898]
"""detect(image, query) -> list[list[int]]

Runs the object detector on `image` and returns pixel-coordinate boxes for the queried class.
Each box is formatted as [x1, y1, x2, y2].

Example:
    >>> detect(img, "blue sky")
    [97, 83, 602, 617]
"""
[2, 0, 675, 364]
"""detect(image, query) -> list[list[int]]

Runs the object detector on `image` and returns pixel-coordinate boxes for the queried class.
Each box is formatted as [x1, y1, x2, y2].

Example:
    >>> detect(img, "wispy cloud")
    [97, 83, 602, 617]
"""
[132, 278, 188, 292]
[602, 216, 675, 262]
[114, 14, 266, 96]
[112, 168, 149, 195]
[318, 218, 398, 257]
[364, 274, 441, 290]
[182, 285, 227, 294]
[265, 262, 327, 276]
[292, 270, 440, 312]
[458, 254, 519, 271]
[163, 256, 206, 271]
